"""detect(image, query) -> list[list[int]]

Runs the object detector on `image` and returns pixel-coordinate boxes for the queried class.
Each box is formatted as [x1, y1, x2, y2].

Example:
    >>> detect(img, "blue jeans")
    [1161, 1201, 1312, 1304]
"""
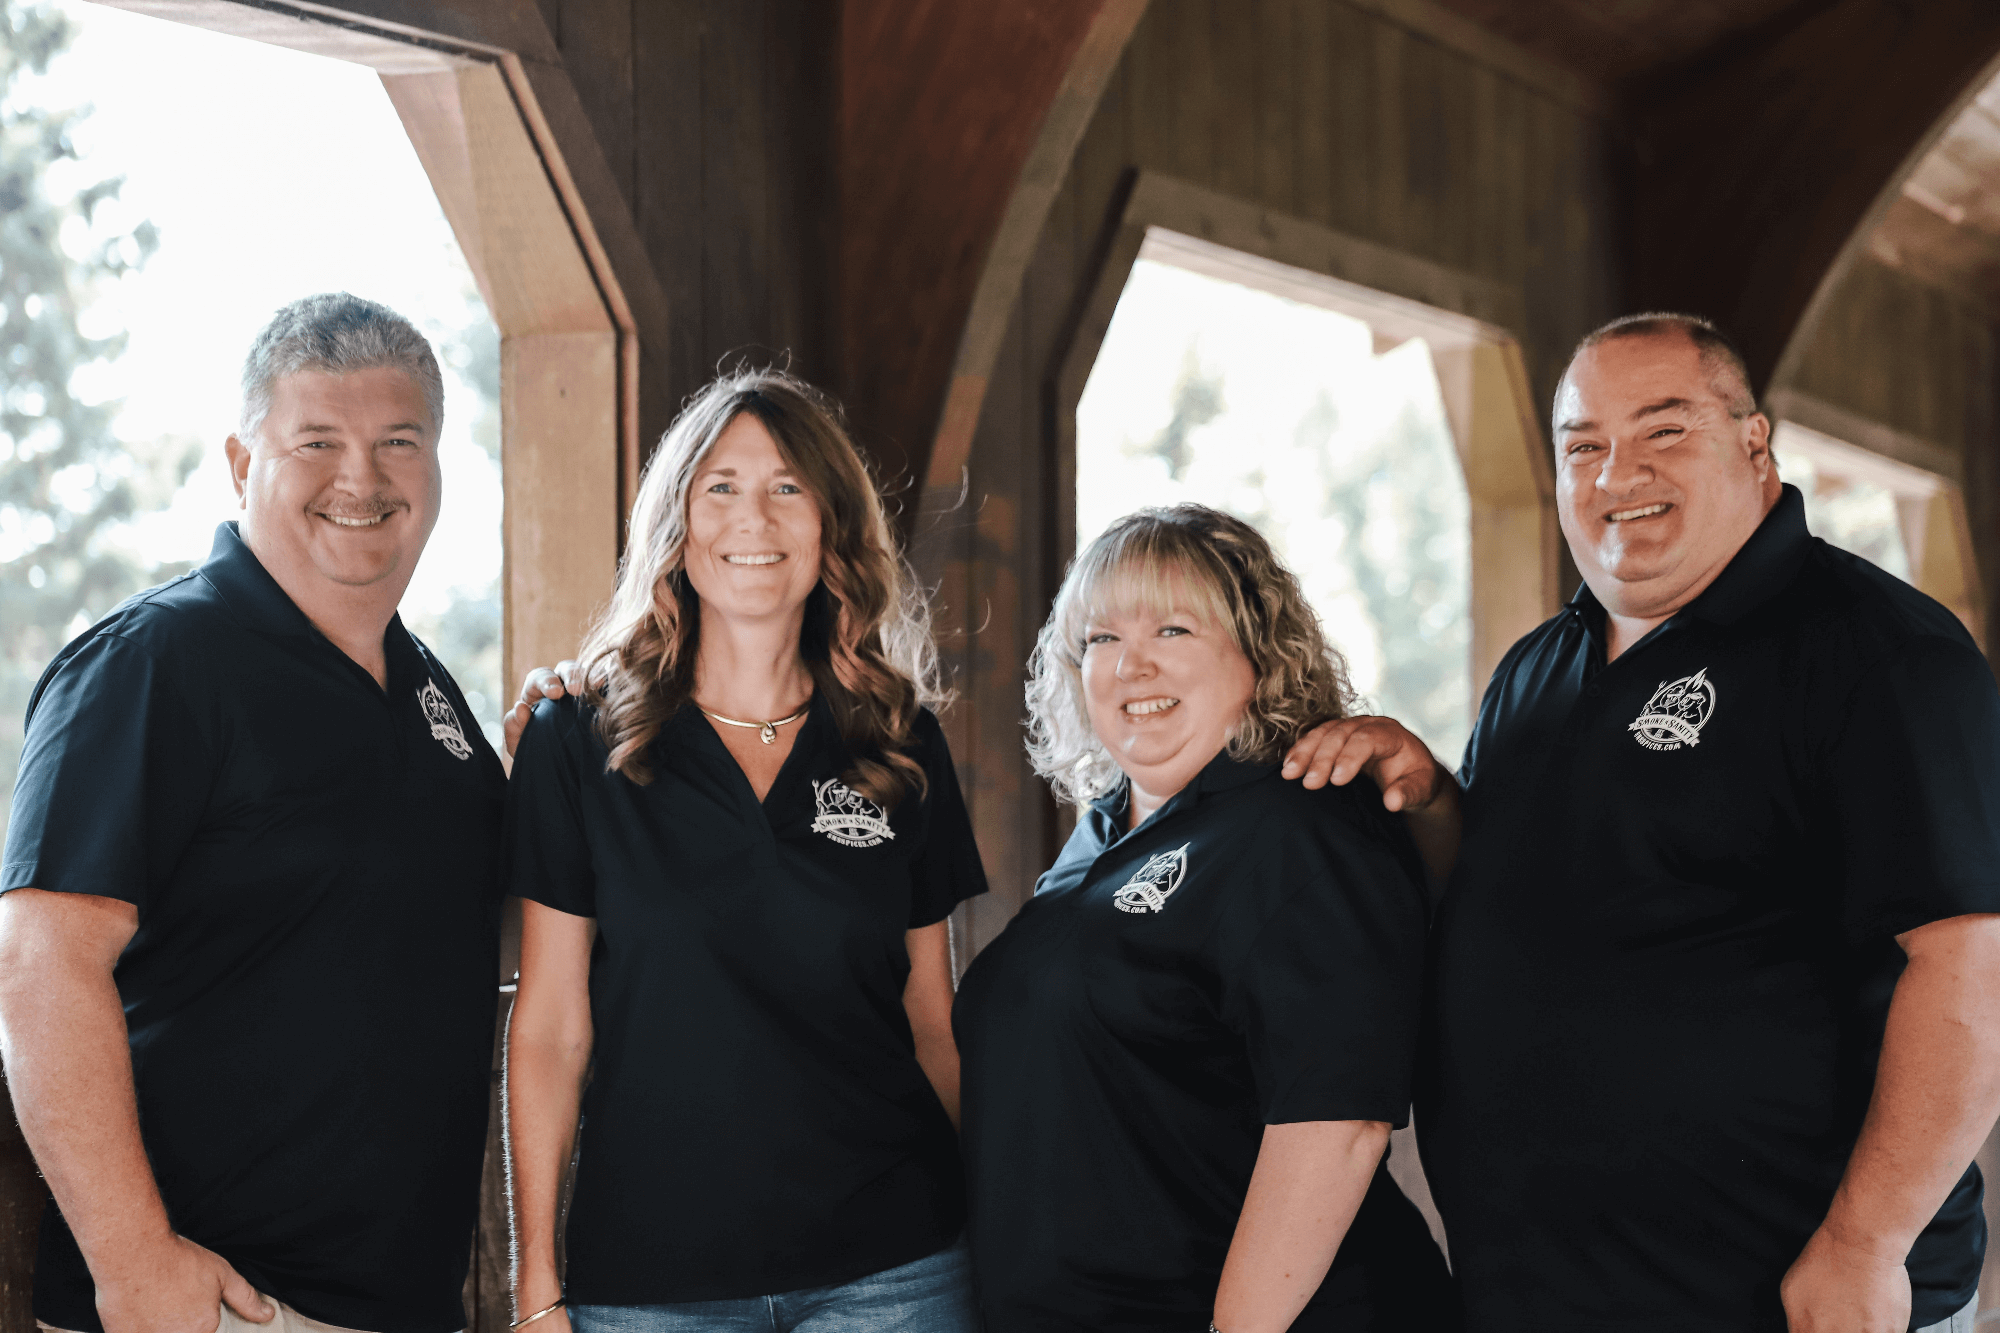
[568, 1240, 976, 1333]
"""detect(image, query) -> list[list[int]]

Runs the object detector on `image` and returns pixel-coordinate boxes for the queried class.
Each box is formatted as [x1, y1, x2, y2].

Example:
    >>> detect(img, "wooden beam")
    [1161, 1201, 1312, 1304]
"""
[919, 0, 1149, 513]
[1629, 0, 2000, 391]
[839, 0, 1143, 508]
[94, 0, 556, 64]
[1338, 0, 1612, 121]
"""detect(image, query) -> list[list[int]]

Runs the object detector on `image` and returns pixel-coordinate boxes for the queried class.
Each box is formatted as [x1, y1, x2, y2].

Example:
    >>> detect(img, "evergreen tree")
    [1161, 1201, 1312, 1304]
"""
[0, 0, 196, 840]
[407, 280, 503, 739]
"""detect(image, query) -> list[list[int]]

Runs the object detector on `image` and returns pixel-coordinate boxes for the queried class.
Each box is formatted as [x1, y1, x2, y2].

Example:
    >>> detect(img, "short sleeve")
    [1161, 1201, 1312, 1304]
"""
[1822, 635, 2000, 941]
[1220, 805, 1428, 1127]
[1, 631, 213, 909]
[502, 698, 598, 917]
[904, 712, 988, 928]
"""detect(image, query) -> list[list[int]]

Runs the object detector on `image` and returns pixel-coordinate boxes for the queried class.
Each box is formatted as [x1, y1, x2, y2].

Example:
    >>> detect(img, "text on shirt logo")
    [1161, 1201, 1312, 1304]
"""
[811, 778, 896, 848]
[1628, 668, 1717, 752]
[1113, 843, 1190, 914]
[418, 679, 474, 761]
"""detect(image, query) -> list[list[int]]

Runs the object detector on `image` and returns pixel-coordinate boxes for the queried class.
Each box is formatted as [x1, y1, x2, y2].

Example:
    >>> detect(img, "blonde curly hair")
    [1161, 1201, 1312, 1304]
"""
[1025, 504, 1358, 808]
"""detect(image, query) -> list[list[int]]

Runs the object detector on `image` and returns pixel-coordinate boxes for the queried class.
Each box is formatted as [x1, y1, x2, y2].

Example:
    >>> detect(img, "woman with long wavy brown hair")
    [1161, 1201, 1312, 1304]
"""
[502, 368, 987, 1333]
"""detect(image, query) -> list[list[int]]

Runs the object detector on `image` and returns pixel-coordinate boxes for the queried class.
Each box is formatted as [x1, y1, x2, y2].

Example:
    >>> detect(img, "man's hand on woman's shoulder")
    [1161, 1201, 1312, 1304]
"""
[1280, 715, 1450, 813]
[503, 659, 584, 759]
[1282, 715, 1464, 885]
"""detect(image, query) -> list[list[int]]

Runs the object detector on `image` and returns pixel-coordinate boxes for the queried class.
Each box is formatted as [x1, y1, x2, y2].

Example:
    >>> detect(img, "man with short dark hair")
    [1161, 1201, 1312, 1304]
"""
[1288, 314, 2000, 1331]
[0, 293, 506, 1333]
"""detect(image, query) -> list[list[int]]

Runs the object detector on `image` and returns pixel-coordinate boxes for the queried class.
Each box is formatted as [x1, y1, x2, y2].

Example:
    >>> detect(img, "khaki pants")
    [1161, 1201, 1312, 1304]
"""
[41, 1296, 380, 1333]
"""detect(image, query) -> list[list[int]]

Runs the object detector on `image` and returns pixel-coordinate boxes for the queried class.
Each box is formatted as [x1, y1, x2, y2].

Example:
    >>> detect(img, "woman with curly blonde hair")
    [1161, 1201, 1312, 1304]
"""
[503, 368, 986, 1333]
[954, 504, 1455, 1332]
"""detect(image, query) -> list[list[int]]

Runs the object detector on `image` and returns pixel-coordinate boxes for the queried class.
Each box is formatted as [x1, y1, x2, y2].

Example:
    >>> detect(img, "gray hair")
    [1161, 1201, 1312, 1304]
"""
[1563, 311, 1758, 421]
[240, 293, 445, 440]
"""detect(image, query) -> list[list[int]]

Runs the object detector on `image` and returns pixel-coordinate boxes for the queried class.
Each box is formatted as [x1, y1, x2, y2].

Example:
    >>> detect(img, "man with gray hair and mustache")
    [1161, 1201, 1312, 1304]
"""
[0, 293, 506, 1333]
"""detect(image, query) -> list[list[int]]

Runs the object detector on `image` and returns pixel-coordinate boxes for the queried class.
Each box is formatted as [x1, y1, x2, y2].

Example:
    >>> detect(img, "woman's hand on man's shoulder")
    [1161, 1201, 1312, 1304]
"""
[503, 659, 585, 758]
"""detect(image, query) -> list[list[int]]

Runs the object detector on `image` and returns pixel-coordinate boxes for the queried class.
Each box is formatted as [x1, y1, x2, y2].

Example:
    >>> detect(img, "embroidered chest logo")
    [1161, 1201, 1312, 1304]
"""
[418, 679, 474, 761]
[1113, 843, 1190, 914]
[1628, 668, 1717, 752]
[811, 778, 896, 848]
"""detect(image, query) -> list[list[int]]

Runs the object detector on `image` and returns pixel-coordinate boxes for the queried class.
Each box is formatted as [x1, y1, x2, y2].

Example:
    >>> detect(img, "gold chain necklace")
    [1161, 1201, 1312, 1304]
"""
[697, 702, 810, 745]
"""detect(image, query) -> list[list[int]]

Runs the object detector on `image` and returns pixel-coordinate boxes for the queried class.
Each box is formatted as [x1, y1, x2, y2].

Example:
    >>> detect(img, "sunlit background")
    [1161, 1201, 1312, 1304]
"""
[1, 0, 502, 839]
[1079, 258, 1475, 766]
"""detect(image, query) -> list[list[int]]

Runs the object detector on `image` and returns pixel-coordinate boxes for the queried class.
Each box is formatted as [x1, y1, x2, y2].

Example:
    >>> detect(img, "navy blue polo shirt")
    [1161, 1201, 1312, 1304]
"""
[1425, 485, 2000, 1330]
[1, 523, 506, 1333]
[504, 694, 987, 1304]
[954, 754, 1455, 1332]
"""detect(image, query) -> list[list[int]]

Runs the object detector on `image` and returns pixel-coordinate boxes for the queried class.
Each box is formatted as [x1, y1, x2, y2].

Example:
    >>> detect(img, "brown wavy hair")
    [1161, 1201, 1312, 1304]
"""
[577, 367, 941, 804]
[1025, 504, 1358, 807]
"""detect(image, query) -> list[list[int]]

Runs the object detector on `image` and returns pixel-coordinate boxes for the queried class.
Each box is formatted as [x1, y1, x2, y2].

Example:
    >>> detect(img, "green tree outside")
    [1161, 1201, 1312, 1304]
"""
[0, 0, 198, 843]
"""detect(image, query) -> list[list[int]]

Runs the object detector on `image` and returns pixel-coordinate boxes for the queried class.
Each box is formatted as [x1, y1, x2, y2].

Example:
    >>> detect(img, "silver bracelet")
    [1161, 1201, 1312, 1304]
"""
[512, 1298, 566, 1329]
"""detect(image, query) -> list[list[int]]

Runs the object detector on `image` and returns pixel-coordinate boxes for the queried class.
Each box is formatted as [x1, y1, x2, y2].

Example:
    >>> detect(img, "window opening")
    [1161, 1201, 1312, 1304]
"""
[1076, 251, 1473, 764]
[1, 1, 502, 841]
[1772, 423, 1917, 580]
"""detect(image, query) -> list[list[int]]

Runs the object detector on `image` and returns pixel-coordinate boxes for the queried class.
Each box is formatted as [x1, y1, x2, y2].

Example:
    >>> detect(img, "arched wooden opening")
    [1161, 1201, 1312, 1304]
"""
[0, 3, 667, 1325]
[1050, 175, 1559, 713]
[102, 0, 672, 693]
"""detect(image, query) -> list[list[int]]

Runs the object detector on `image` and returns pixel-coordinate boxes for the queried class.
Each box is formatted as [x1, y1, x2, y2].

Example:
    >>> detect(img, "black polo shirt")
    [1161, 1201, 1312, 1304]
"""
[504, 694, 986, 1304]
[1, 522, 505, 1333]
[954, 753, 1455, 1332]
[1425, 485, 2000, 1330]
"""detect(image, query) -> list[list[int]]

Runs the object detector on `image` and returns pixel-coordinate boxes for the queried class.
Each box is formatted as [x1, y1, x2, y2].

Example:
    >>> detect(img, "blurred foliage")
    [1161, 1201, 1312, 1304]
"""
[1302, 396, 1471, 753]
[1, 0, 198, 842]
[406, 277, 503, 744]
[1134, 347, 1226, 483]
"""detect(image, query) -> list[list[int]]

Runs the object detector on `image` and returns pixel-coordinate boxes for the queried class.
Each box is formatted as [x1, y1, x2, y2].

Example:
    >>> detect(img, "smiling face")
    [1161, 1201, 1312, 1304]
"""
[1553, 332, 1774, 621]
[1079, 572, 1258, 816]
[229, 366, 441, 605]
[680, 412, 824, 627]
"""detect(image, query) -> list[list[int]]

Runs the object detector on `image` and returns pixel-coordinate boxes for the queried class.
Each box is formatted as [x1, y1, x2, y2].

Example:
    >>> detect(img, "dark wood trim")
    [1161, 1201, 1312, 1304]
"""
[1630, 0, 2000, 392]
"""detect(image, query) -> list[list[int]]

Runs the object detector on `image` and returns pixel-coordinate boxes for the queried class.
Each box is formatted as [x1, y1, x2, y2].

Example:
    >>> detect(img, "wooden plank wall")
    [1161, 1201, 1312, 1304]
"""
[535, 0, 838, 451]
[1782, 256, 2000, 640]
[928, 0, 1626, 949]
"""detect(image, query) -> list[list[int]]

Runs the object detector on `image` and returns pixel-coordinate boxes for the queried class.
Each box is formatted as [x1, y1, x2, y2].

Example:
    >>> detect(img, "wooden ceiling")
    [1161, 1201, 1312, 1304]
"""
[1867, 73, 2000, 319]
[1430, 0, 1822, 83]
[1434, 0, 2000, 322]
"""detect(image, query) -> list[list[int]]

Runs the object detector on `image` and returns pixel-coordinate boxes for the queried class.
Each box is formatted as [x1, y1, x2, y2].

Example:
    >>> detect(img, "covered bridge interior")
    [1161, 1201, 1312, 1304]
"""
[6, 0, 2000, 1326]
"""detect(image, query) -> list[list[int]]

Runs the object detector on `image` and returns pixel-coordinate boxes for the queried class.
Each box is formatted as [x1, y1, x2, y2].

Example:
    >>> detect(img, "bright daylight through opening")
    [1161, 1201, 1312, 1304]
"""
[1077, 254, 1474, 766]
[0, 1, 502, 841]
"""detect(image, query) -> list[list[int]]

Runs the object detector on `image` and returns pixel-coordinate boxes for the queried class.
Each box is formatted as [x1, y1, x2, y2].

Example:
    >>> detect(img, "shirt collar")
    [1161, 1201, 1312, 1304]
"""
[197, 521, 426, 685]
[1565, 483, 1812, 632]
[196, 521, 319, 640]
[1086, 746, 1277, 840]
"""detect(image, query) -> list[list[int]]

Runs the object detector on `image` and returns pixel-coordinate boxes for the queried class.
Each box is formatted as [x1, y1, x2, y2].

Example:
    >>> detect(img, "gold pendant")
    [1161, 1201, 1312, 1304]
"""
[759, 721, 778, 744]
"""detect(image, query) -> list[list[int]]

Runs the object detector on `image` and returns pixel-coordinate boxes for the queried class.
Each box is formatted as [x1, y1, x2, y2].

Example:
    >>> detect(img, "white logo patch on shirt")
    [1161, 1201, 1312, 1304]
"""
[1629, 668, 1717, 752]
[811, 778, 896, 848]
[418, 678, 474, 761]
[1114, 843, 1190, 914]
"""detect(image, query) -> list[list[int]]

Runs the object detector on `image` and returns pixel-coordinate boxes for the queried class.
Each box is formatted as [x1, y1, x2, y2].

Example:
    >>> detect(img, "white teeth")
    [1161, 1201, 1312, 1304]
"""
[323, 513, 388, 527]
[1608, 503, 1669, 522]
[724, 553, 785, 566]
[1123, 697, 1179, 716]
